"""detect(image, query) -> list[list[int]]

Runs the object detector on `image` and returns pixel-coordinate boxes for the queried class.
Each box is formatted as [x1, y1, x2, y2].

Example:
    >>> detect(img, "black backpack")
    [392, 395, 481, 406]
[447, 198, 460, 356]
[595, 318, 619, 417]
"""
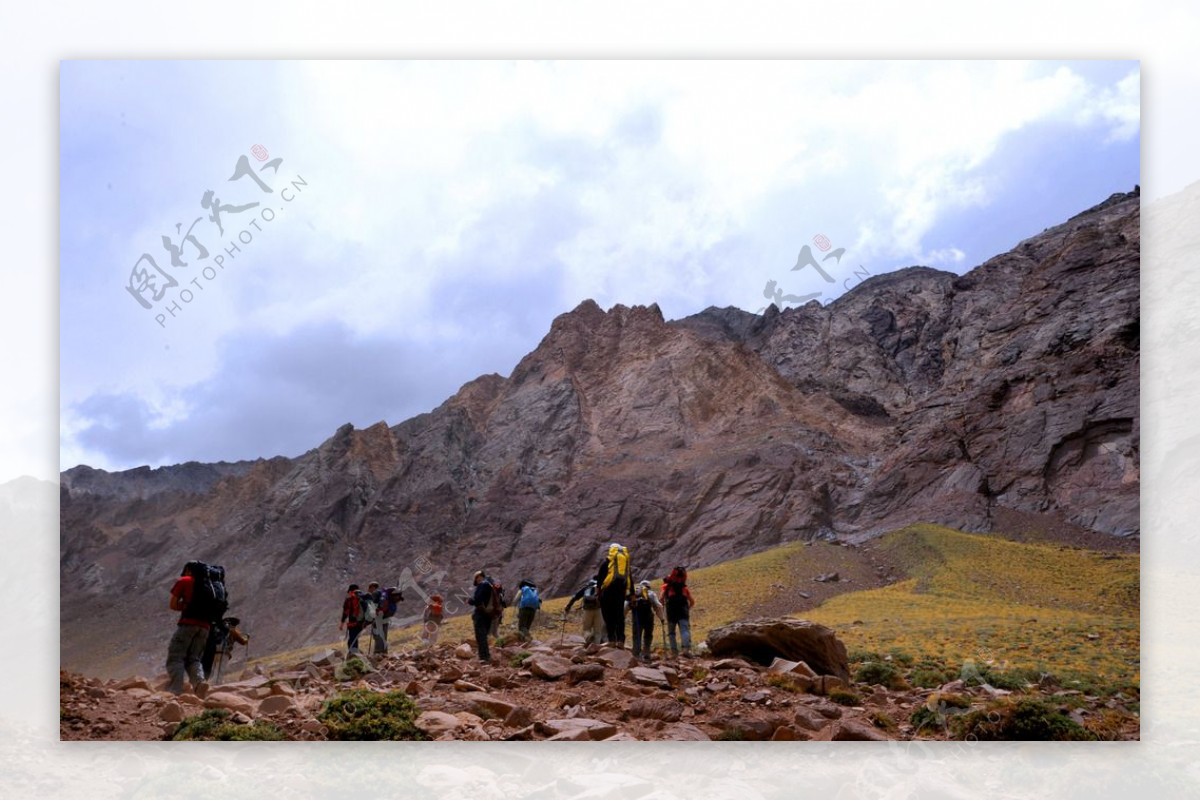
[183, 561, 228, 623]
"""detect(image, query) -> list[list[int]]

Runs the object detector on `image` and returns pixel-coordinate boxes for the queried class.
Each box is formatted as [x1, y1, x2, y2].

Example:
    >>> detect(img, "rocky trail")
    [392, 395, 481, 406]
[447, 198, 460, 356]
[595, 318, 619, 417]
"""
[60, 617, 1138, 742]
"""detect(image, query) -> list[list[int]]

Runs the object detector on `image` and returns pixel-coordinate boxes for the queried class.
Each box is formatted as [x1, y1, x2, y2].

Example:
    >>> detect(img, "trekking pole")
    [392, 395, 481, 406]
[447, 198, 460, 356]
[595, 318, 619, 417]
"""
[559, 610, 568, 646]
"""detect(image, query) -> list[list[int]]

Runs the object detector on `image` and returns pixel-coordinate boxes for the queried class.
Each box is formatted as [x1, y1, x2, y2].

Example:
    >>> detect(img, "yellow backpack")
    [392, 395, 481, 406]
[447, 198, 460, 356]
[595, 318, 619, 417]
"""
[602, 543, 630, 589]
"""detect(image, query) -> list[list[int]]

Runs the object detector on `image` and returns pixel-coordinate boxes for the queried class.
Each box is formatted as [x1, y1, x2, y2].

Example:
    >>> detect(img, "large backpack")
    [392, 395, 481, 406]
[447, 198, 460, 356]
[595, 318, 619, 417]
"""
[633, 584, 652, 610]
[484, 580, 505, 619]
[602, 544, 630, 590]
[183, 561, 228, 623]
[381, 587, 400, 618]
[663, 567, 689, 618]
[428, 594, 444, 619]
[518, 584, 540, 610]
[357, 591, 378, 624]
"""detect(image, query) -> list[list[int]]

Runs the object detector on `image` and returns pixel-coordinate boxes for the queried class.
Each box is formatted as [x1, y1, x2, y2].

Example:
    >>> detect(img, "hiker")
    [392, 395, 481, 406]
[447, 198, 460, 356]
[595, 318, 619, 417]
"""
[339, 584, 365, 655]
[488, 577, 508, 640]
[661, 566, 695, 657]
[564, 578, 604, 645]
[201, 616, 249, 683]
[422, 593, 445, 647]
[467, 570, 500, 663]
[596, 542, 632, 648]
[365, 581, 398, 654]
[515, 579, 541, 642]
[166, 562, 221, 696]
[626, 579, 666, 661]
[378, 585, 402, 654]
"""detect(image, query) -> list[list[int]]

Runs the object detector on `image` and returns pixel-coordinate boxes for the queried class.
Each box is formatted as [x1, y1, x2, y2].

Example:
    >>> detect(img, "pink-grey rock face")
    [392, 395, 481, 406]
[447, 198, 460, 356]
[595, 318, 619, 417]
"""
[60, 191, 1139, 678]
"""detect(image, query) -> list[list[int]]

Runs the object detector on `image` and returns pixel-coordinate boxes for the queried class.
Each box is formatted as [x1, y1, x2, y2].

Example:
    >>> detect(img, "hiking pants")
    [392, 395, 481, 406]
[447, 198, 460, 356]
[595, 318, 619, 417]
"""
[600, 581, 627, 644]
[631, 610, 655, 658]
[581, 607, 603, 644]
[371, 619, 388, 654]
[517, 607, 537, 641]
[473, 612, 492, 662]
[166, 623, 209, 695]
[667, 616, 692, 656]
[346, 623, 364, 654]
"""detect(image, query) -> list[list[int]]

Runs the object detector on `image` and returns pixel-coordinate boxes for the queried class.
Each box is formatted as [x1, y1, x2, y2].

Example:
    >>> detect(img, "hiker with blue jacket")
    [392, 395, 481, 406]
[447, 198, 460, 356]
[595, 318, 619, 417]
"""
[515, 579, 541, 642]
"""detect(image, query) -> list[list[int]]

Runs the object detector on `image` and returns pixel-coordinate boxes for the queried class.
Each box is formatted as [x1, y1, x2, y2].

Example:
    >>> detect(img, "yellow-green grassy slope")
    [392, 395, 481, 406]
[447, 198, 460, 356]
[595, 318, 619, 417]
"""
[258, 525, 1138, 689]
[805, 524, 1139, 685]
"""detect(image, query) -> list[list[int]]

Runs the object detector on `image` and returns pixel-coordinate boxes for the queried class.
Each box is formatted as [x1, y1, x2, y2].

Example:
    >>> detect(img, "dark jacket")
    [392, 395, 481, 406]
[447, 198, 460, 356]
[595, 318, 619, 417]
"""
[468, 579, 495, 619]
[565, 582, 600, 612]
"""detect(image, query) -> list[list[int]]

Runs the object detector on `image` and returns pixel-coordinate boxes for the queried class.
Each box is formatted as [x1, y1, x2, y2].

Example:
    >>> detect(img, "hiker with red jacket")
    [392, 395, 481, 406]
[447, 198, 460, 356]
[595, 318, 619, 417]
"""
[339, 584, 365, 655]
[596, 542, 633, 649]
[661, 566, 695, 658]
[422, 593, 445, 648]
[166, 563, 212, 696]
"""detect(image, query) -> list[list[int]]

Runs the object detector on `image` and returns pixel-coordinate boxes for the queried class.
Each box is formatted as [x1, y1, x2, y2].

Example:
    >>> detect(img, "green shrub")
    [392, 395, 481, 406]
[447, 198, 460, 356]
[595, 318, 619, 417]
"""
[509, 651, 532, 668]
[908, 658, 957, 689]
[828, 689, 862, 707]
[318, 689, 428, 741]
[855, 661, 904, 689]
[978, 665, 1042, 691]
[714, 727, 745, 741]
[334, 656, 372, 682]
[868, 710, 897, 732]
[951, 698, 1096, 741]
[171, 708, 286, 741]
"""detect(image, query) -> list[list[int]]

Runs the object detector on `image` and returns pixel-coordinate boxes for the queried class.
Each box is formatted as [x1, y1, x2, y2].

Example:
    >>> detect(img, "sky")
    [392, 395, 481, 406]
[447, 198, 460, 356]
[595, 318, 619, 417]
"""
[59, 60, 1141, 473]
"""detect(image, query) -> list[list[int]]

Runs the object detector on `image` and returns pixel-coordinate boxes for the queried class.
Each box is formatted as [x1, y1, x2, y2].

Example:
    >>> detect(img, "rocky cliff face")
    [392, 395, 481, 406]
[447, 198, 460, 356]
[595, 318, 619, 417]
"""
[60, 190, 1139, 677]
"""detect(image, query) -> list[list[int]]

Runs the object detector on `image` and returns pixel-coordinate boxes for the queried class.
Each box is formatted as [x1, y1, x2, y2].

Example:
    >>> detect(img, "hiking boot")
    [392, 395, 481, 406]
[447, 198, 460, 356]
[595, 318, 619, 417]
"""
[194, 682, 209, 699]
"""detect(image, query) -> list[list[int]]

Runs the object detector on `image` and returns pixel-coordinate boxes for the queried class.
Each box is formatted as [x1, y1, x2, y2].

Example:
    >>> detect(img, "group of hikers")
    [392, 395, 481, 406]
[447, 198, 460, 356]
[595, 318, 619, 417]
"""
[165, 542, 697, 695]
[469, 542, 696, 664]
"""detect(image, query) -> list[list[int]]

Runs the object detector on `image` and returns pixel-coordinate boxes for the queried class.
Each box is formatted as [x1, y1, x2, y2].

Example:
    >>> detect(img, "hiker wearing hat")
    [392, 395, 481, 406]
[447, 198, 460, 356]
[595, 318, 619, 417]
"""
[626, 579, 666, 661]
[467, 570, 500, 663]
[564, 579, 604, 645]
[596, 542, 633, 649]
[339, 584, 365, 655]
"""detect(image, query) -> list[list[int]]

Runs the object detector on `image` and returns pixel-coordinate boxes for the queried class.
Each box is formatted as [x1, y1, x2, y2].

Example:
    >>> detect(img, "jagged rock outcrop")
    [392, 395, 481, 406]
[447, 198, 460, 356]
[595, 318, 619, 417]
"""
[60, 190, 1139, 677]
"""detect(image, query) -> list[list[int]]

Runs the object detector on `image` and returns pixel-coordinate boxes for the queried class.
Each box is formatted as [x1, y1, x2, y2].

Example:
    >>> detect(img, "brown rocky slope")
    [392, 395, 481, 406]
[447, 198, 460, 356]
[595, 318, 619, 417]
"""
[60, 190, 1139, 679]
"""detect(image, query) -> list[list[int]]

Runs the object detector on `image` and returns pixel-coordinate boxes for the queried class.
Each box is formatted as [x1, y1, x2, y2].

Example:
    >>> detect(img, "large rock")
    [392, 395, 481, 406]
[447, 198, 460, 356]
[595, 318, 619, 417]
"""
[831, 719, 891, 741]
[536, 718, 619, 741]
[416, 711, 461, 738]
[626, 698, 684, 723]
[462, 692, 516, 720]
[203, 692, 257, 717]
[706, 618, 850, 680]
[663, 723, 712, 741]
[597, 649, 637, 670]
[528, 654, 572, 681]
[628, 666, 671, 688]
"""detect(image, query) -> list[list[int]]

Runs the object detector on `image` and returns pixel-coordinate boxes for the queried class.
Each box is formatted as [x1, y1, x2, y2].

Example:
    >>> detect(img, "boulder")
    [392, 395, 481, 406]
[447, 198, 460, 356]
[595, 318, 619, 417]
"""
[536, 718, 618, 741]
[831, 719, 890, 741]
[258, 695, 295, 715]
[626, 698, 684, 723]
[453, 679, 486, 693]
[711, 658, 755, 671]
[628, 666, 671, 688]
[116, 677, 154, 692]
[503, 706, 535, 729]
[203, 692, 257, 717]
[566, 664, 605, 685]
[768, 657, 817, 678]
[597, 649, 636, 670]
[528, 654, 572, 681]
[455, 643, 475, 660]
[705, 618, 850, 680]
[819, 675, 849, 695]
[793, 706, 830, 731]
[416, 711, 461, 738]
[462, 692, 516, 720]
[710, 713, 788, 741]
[663, 722, 712, 741]
[159, 701, 185, 723]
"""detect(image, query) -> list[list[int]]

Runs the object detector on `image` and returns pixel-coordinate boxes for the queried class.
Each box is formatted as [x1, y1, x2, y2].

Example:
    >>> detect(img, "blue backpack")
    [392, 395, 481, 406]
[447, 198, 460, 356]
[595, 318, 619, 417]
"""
[518, 584, 541, 610]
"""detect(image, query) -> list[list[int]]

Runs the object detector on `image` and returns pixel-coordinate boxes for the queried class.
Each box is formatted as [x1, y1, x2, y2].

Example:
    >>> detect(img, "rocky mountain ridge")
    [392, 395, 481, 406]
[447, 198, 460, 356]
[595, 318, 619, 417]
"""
[60, 190, 1139, 678]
